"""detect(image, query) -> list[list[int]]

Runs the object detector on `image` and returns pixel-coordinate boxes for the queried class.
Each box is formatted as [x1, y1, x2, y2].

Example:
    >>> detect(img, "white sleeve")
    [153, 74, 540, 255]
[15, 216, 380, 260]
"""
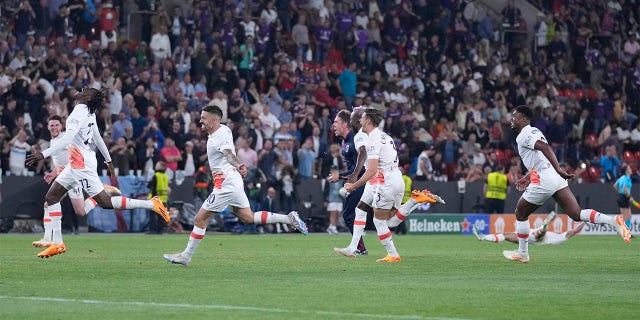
[367, 132, 380, 160]
[92, 125, 112, 162]
[42, 129, 76, 158]
[216, 129, 234, 152]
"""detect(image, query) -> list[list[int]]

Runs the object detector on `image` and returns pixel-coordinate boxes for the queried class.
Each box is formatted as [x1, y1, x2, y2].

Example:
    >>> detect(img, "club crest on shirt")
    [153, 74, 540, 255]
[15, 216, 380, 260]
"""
[344, 144, 350, 153]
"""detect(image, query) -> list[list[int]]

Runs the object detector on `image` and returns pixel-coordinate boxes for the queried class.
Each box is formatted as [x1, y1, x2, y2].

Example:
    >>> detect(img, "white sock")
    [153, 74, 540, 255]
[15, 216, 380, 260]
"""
[84, 197, 97, 214]
[347, 208, 368, 251]
[387, 199, 419, 227]
[373, 217, 399, 257]
[482, 234, 505, 242]
[42, 206, 52, 241]
[580, 209, 616, 227]
[111, 196, 154, 209]
[516, 220, 530, 257]
[253, 211, 289, 224]
[183, 226, 206, 258]
[48, 203, 63, 245]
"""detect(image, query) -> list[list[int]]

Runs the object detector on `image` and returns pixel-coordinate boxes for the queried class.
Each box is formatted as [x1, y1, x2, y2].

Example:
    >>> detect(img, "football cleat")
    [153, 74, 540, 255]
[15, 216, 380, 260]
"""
[334, 247, 356, 257]
[410, 189, 437, 203]
[503, 250, 530, 263]
[355, 249, 368, 256]
[615, 215, 632, 243]
[376, 254, 402, 262]
[32, 238, 52, 248]
[37, 243, 66, 258]
[103, 184, 121, 196]
[151, 196, 171, 223]
[288, 211, 308, 235]
[423, 189, 446, 204]
[163, 252, 191, 266]
[472, 226, 482, 241]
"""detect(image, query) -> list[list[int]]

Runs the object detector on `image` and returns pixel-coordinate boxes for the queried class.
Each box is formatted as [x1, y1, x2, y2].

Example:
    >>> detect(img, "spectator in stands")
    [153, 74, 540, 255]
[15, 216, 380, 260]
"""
[109, 137, 136, 176]
[150, 25, 171, 64]
[160, 137, 182, 173]
[600, 145, 621, 182]
[9, 129, 31, 176]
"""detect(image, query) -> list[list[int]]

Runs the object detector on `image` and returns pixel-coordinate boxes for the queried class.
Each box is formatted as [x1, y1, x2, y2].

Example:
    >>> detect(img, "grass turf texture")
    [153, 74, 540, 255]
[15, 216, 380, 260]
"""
[0, 234, 638, 320]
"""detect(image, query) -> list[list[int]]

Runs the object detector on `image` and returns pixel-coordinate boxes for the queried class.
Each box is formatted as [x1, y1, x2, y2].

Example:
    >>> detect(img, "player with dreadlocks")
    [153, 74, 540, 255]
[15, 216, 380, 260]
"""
[27, 87, 170, 258]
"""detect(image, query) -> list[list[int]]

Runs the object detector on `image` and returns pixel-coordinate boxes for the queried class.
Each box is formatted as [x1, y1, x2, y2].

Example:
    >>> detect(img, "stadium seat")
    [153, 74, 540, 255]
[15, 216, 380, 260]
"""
[588, 166, 602, 182]
[586, 134, 598, 147]
[494, 149, 508, 167]
[623, 150, 635, 164]
[504, 149, 515, 164]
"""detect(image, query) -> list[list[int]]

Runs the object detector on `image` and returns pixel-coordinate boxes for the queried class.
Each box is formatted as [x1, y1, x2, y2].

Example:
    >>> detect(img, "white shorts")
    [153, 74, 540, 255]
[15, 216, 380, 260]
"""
[67, 185, 83, 199]
[360, 169, 404, 210]
[327, 202, 343, 212]
[55, 165, 104, 197]
[522, 168, 568, 205]
[201, 171, 250, 213]
[360, 183, 375, 207]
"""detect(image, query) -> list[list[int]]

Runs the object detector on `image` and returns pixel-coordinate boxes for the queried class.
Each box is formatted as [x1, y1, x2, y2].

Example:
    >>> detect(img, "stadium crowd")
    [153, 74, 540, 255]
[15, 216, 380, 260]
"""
[1, 0, 640, 215]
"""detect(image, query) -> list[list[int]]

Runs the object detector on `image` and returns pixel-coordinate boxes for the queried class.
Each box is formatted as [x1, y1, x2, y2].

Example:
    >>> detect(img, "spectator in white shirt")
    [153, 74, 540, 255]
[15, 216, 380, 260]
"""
[259, 104, 281, 140]
[150, 25, 172, 64]
[9, 129, 31, 176]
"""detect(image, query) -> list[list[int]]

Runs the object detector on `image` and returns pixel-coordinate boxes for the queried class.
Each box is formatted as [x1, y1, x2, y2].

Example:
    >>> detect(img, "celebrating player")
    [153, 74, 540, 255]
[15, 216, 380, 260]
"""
[32, 115, 122, 248]
[503, 105, 630, 263]
[163, 105, 308, 267]
[473, 211, 586, 245]
[333, 108, 442, 260]
[26, 87, 170, 258]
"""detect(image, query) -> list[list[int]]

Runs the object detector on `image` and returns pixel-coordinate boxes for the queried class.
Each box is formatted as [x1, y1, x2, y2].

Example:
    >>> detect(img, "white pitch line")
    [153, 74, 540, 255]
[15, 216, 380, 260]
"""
[0, 296, 470, 320]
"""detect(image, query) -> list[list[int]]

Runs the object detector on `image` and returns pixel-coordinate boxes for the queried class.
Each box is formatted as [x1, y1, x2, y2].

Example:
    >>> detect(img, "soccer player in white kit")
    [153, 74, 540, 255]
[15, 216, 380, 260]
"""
[27, 88, 170, 258]
[473, 211, 586, 245]
[32, 115, 123, 248]
[340, 108, 405, 262]
[332, 107, 439, 260]
[504, 106, 631, 263]
[163, 105, 308, 266]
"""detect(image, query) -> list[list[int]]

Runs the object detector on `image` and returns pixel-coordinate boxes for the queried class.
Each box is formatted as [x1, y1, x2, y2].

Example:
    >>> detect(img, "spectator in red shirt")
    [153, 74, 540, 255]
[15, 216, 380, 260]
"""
[160, 137, 182, 172]
[99, 0, 118, 49]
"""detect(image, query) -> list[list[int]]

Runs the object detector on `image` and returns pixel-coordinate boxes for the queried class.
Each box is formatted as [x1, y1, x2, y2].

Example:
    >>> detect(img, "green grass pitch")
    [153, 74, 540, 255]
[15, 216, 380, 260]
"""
[0, 233, 638, 320]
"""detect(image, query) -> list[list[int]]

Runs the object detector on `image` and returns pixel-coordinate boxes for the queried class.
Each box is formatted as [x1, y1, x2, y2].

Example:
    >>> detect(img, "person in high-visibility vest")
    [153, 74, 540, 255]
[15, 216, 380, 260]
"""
[484, 164, 507, 213]
[148, 161, 170, 233]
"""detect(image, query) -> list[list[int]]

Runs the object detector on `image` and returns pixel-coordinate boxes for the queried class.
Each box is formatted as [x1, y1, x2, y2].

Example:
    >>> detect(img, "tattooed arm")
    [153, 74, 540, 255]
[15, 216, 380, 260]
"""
[223, 149, 247, 178]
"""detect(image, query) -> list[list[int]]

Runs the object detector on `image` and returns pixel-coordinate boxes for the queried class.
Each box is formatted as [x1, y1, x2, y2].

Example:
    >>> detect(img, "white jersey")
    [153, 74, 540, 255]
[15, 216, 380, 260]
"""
[354, 128, 368, 170]
[49, 135, 70, 169]
[207, 124, 238, 175]
[366, 127, 398, 170]
[516, 124, 552, 172]
[42, 104, 102, 170]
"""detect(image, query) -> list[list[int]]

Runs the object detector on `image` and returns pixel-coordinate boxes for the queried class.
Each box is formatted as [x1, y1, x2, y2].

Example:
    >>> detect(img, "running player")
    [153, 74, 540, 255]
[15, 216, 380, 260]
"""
[503, 105, 630, 263]
[32, 115, 121, 248]
[26, 87, 169, 258]
[163, 105, 308, 266]
[333, 108, 443, 260]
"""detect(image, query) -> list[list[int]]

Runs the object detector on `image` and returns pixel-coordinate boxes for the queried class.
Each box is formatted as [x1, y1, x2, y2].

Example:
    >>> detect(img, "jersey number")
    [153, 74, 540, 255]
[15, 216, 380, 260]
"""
[79, 178, 91, 189]
[206, 193, 216, 205]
